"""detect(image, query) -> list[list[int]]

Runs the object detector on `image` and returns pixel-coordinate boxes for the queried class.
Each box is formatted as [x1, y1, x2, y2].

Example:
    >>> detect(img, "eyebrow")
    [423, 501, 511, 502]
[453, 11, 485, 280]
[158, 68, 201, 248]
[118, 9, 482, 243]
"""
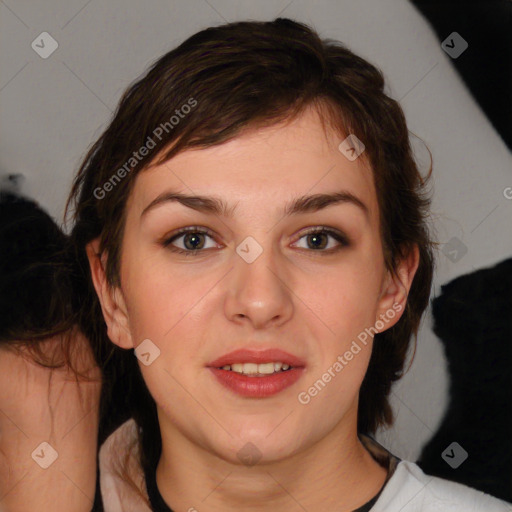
[140, 189, 369, 219]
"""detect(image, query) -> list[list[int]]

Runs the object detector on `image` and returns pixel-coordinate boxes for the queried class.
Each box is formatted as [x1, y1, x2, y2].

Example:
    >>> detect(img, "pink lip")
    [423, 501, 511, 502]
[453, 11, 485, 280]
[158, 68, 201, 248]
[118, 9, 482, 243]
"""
[207, 348, 306, 398]
[209, 368, 304, 398]
[207, 348, 306, 368]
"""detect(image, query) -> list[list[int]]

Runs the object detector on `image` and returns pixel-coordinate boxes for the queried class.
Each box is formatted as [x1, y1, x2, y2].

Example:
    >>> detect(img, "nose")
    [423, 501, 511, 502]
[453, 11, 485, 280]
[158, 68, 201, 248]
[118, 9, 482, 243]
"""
[224, 238, 294, 330]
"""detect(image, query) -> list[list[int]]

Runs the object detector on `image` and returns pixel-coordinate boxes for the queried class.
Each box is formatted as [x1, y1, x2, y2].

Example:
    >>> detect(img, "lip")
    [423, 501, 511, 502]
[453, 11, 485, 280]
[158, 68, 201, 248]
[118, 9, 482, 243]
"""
[209, 367, 304, 398]
[207, 348, 306, 398]
[207, 348, 306, 368]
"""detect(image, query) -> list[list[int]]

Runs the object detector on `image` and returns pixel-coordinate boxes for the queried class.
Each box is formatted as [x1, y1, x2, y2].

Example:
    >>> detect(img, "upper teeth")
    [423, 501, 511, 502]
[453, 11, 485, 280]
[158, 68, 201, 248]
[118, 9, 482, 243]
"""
[221, 362, 291, 375]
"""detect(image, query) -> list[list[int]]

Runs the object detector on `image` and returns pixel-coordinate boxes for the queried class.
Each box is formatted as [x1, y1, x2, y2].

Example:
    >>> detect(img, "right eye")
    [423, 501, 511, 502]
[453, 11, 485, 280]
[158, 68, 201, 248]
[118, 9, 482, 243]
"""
[161, 227, 220, 255]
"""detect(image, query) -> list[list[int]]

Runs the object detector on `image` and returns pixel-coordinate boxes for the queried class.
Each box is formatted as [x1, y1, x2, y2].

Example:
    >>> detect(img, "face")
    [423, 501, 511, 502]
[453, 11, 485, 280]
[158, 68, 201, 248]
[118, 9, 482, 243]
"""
[89, 107, 417, 465]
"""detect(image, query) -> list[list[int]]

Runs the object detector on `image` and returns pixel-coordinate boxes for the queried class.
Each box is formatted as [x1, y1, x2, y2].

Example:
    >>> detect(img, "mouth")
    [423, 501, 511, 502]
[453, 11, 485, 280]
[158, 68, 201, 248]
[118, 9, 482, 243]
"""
[216, 361, 293, 376]
[207, 349, 305, 398]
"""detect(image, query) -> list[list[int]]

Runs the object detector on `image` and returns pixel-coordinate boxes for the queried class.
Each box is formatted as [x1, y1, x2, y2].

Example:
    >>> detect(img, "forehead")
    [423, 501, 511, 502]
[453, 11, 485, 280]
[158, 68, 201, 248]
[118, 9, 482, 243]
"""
[127, 107, 379, 224]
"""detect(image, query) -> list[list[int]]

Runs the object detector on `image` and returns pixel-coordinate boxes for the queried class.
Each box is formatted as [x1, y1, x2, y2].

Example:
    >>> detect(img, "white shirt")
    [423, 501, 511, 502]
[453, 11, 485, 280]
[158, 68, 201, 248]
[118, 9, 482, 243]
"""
[99, 419, 512, 512]
[369, 460, 511, 511]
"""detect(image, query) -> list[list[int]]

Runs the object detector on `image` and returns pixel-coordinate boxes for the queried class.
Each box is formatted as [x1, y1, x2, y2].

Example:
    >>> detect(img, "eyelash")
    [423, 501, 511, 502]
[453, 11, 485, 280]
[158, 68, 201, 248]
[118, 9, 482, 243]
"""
[161, 226, 350, 256]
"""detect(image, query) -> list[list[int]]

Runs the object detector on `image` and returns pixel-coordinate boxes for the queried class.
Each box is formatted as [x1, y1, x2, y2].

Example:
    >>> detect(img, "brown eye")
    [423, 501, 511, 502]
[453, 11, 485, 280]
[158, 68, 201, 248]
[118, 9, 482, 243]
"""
[306, 232, 329, 250]
[162, 227, 218, 255]
[292, 227, 349, 253]
[181, 232, 206, 250]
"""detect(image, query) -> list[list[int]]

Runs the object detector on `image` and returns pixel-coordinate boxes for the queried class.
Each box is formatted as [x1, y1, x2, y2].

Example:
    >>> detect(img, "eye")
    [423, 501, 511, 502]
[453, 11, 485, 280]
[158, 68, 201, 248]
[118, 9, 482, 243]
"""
[291, 227, 349, 253]
[162, 227, 219, 255]
[161, 226, 350, 256]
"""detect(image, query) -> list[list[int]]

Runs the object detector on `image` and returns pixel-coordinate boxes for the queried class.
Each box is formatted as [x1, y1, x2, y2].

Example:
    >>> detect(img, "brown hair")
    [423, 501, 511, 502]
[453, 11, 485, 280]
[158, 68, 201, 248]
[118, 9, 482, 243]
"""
[65, 16, 434, 482]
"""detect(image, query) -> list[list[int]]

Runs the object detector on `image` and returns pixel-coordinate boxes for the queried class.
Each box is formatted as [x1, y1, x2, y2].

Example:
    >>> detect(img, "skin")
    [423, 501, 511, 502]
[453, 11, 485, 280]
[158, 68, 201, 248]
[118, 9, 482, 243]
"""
[0, 330, 101, 511]
[88, 106, 419, 511]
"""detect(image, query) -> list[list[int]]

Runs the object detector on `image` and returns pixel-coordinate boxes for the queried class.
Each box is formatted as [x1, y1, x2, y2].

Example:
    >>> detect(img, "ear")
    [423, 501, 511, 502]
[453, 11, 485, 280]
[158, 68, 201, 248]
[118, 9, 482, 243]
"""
[85, 238, 134, 349]
[375, 244, 420, 331]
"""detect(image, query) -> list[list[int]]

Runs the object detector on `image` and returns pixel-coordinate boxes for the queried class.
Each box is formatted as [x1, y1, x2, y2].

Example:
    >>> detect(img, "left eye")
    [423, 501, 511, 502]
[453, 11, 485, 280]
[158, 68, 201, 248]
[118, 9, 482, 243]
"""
[292, 228, 348, 251]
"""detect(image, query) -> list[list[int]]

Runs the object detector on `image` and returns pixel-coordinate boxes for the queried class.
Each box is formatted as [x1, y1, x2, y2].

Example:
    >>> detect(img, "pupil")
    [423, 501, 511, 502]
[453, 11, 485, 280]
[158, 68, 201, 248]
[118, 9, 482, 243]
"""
[184, 233, 204, 250]
[309, 233, 326, 249]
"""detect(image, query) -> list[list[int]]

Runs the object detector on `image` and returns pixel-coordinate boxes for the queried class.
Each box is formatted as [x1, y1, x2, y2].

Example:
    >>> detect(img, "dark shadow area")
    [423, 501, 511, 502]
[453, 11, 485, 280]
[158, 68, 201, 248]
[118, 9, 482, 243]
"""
[410, 0, 512, 151]
[417, 257, 512, 502]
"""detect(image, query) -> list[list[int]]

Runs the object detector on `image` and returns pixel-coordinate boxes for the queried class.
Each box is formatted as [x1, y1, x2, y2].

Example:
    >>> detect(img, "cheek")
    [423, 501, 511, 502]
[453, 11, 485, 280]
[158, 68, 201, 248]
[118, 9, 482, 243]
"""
[307, 254, 384, 338]
[120, 246, 195, 341]
[128, 272, 213, 343]
[296, 249, 383, 408]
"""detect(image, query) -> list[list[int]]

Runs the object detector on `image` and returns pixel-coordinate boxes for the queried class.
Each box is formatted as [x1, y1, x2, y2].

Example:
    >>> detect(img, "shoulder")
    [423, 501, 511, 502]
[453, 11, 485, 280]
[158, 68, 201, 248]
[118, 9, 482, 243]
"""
[372, 460, 512, 512]
[99, 418, 152, 512]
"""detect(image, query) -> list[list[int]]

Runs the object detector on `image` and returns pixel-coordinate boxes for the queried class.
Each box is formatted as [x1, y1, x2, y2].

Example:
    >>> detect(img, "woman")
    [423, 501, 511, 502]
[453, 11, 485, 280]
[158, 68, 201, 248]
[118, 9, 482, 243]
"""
[66, 18, 511, 511]
[0, 191, 101, 511]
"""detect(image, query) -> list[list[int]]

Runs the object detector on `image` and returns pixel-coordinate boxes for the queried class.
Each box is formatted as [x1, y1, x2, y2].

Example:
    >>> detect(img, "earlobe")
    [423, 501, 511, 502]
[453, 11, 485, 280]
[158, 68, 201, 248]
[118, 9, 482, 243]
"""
[376, 244, 420, 330]
[85, 238, 134, 350]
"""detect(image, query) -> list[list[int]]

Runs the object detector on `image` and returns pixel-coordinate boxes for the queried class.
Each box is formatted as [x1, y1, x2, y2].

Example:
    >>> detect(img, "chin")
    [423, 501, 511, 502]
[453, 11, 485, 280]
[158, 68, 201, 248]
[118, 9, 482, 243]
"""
[215, 427, 304, 467]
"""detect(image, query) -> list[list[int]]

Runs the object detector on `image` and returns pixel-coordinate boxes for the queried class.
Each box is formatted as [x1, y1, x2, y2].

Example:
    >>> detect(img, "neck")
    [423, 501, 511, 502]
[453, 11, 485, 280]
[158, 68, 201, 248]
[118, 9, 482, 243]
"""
[155, 408, 388, 512]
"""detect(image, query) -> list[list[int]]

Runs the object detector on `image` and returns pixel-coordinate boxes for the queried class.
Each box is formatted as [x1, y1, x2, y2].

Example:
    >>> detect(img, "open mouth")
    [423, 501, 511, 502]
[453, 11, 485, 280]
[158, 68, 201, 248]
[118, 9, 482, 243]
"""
[216, 362, 293, 376]
[208, 349, 305, 397]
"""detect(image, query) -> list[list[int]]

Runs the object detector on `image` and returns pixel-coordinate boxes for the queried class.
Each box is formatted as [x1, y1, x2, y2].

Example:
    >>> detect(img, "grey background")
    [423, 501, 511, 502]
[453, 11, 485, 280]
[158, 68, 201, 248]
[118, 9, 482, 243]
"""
[1, 0, 511, 461]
